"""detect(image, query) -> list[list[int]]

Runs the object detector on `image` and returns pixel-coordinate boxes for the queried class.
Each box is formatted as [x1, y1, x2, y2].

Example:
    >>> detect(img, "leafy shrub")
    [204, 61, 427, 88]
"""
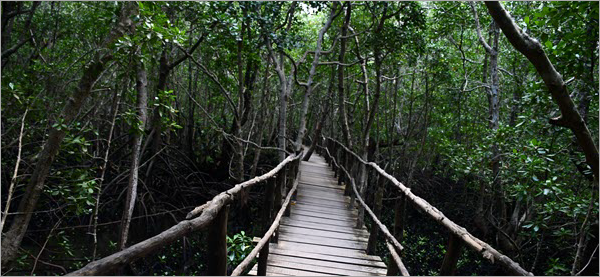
[226, 231, 253, 268]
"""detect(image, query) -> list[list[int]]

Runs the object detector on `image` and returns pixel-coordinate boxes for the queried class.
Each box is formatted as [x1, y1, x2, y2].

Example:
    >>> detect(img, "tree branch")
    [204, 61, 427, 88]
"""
[469, 2, 495, 55]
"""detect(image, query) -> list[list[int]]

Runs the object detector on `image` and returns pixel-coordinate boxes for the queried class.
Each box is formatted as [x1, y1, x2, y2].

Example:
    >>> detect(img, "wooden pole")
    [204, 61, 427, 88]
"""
[207, 205, 228, 276]
[440, 233, 464, 276]
[257, 238, 270, 276]
[263, 178, 276, 242]
[367, 178, 384, 255]
[338, 149, 344, 187]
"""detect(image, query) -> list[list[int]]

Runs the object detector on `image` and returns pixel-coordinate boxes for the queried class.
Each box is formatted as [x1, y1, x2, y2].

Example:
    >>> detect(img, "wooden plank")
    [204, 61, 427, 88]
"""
[289, 214, 358, 228]
[280, 220, 368, 238]
[296, 192, 350, 205]
[298, 181, 344, 191]
[279, 226, 369, 241]
[269, 247, 387, 268]
[293, 203, 358, 216]
[265, 259, 382, 276]
[293, 198, 349, 210]
[295, 195, 349, 206]
[250, 264, 332, 276]
[299, 181, 343, 189]
[271, 241, 382, 261]
[300, 175, 337, 182]
[269, 254, 388, 275]
[297, 190, 348, 200]
[280, 219, 364, 235]
[298, 186, 348, 196]
[300, 169, 335, 176]
[291, 209, 357, 222]
[248, 264, 294, 276]
[278, 233, 367, 251]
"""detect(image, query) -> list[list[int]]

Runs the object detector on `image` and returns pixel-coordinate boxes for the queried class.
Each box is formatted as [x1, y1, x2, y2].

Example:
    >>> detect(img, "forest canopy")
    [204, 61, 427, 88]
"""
[1, 1, 598, 276]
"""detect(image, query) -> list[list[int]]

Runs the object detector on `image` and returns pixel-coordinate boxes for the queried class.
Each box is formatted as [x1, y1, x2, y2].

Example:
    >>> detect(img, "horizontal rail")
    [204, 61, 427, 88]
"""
[68, 152, 303, 276]
[321, 146, 404, 253]
[231, 171, 300, 276]
[326, 137, 533, 276]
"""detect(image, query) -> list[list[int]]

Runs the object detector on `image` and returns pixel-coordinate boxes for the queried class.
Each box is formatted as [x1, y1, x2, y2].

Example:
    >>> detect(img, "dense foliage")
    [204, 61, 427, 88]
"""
[1, 1, 597, 275]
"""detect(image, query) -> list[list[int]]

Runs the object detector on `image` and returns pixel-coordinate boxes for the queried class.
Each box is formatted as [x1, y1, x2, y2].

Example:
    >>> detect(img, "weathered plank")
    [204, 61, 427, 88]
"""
[293, 203, 358, 216]
[278, 233, 368, 251]
[291, 209, 357, 222]
[264, 259, 382, 276]
[272, 240, 381, 261]
[268, 254, 388, 275]
[269, 247, 387, 268]
[279, 226, 368, 241]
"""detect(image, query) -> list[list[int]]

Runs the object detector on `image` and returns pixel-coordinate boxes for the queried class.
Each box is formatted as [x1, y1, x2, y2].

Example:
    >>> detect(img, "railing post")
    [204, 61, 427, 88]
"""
[356, 164, 369, 229]
[257, 237, 270, 276]
[348, 158, 356, 208]
[366, 179, 383, 255]
[269, 176, 281, 243]
[263, 176, 277, 242]
[440, 233, 464, 275]
[393, 193, 406, 241]
[337, 150, 344, 187]
[207, 205, 228, 276]
[282, 165, 291, 217]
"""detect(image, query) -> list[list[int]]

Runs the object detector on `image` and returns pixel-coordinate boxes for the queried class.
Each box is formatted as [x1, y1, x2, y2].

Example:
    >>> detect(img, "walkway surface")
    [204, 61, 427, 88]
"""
[249, 153, 387, 276]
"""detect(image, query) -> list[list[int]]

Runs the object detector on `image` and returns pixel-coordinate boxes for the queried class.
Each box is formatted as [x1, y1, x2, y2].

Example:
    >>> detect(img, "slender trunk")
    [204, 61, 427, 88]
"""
[294, 3, 340, 151]
[90, 86, 122, 260]
[304, 68, 336, 161]
[250, 57, 271, 178]
[119, 59, 148, 250]
[338, 3, 352, 148]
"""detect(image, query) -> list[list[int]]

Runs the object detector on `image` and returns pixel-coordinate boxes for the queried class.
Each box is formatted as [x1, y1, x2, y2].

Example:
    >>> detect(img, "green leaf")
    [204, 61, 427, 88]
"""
[524, 16, 529, 25]
[544, 41, 552, 49]
[532, 175, 539, 182]
[9, 82, 14, 90]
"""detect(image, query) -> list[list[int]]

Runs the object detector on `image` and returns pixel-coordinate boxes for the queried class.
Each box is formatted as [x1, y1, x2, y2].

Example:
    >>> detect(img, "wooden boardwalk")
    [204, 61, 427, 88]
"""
[249, 153, 387, 276]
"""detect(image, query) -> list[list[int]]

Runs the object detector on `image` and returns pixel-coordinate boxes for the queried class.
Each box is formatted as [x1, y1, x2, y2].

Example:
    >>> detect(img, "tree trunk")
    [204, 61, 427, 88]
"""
[304, 68, 336, 161]
[0, 3, 138, 268]
[294, 2, 340, 151]
[484, 1, 599, 180]
[338, 2, 353, 148]
[119, 59, 148, 250]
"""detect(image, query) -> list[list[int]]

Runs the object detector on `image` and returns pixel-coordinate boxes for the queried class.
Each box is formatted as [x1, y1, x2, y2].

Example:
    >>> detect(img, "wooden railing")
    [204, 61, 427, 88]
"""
[319, 137, 533, 276]
[231, 156, 302, 276]
[68, 150, 303, 276]
[317, 144, 410, 276]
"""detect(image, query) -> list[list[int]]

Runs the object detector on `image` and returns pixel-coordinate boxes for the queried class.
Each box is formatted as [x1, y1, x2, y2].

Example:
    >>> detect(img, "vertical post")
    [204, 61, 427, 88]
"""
[366, 182, 383, 254]
[264, 177, 276, 242]
[270, 176, 282, 243]
[282, 166, 292, 217]
[337, 148, 344, 186]
[357, 165, 370, 229]
[440, 233, 464, 276]
[207, 205, 228, 276]
[257, 238, 270, 276]
[393, 193, 406, 241]
[346, 159, 355, 200]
